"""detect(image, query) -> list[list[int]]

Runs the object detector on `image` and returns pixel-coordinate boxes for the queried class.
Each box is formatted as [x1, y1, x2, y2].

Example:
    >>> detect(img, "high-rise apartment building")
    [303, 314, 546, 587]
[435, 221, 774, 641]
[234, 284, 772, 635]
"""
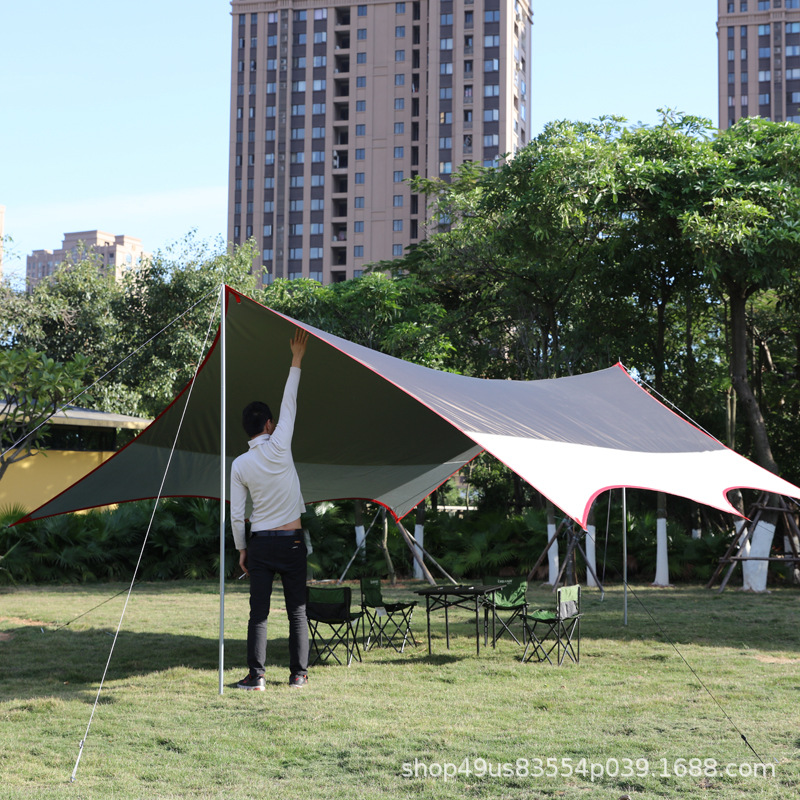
[718, 0, 800, 128]
[228, 0, 532, 284]
[26, 231, 149, 289]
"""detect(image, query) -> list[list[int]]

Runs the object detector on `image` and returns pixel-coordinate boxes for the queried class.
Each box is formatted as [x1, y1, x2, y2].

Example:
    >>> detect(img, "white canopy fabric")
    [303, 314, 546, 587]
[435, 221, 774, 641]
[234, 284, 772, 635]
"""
[18, 286, 800, 527]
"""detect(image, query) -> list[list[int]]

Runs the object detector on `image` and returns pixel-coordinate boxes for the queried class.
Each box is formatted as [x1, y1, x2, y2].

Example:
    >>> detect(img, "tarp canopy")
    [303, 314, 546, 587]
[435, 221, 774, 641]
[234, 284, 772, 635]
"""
[18, 286, 800, 527]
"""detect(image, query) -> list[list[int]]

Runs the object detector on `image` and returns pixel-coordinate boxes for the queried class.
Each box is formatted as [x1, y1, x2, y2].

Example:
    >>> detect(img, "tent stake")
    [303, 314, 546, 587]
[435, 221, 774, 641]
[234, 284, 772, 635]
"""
[219, 283, 227, 695]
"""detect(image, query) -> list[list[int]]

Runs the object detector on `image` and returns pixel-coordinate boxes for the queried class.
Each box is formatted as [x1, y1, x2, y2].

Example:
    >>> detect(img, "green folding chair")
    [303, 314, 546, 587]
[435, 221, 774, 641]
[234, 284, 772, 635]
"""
[359, 577, 418, 653]
[521, 584, 581, 665]
[306, 585, 363, 666]
[482, 575, 528, 646]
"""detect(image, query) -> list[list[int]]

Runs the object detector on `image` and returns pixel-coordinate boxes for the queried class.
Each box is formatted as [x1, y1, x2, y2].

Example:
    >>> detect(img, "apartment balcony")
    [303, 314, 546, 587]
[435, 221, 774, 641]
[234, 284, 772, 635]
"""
[332, 149, 349, 170]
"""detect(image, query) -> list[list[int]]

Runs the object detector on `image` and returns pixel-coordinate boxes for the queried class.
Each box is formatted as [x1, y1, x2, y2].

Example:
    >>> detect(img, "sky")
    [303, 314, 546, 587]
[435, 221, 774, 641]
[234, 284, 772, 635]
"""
[0, 0, 719, 287]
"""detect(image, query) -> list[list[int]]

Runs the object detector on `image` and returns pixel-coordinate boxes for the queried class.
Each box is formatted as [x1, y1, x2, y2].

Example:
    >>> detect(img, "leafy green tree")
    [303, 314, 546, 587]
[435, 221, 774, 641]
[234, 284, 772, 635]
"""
[0, 348, 90, 483]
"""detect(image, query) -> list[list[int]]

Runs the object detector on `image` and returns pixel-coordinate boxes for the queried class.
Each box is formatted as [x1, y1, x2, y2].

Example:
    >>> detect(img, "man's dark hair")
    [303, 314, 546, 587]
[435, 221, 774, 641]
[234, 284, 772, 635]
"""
[242, 401, 273, 437]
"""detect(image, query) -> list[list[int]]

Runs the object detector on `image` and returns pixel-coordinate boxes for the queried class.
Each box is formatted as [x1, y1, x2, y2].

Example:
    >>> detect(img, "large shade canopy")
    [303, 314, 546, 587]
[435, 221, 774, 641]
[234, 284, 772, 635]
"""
[18, 286, 800, 527]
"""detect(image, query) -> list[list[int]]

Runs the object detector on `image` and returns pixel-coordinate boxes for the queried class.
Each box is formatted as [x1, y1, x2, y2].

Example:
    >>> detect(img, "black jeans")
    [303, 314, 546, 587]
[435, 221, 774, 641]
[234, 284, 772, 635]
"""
[246, 534, 308, 677]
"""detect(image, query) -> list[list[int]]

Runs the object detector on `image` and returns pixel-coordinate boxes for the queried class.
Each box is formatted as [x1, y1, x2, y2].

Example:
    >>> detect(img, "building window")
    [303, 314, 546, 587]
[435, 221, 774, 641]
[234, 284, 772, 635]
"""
[396, 26, 405, 37]
[392, 219, 403, 231]
[394, 146, 404, 157]
[485, 34, 500, 47]
[484, 58, 499, 72]
[265, 153, 274, 165]
[315, 9, 328, 19]
[314, 31, 327, 43]
[395, 73, 405, 85]
[483, 134, 499, 146]
[290, 223, 304, 236]
[310, 248, 323, 259]
[356, 100, 366, 111]
[290, 199, 304, 211]
[291, 127, 305, 139]
[264, 177, 275, 188]
[392, 244, 403, 256]
[357, 28, 367, 39]
[311, 198, 324, 210]
[440, 87, 453, 99]
[758, 70, 771, 82]
[759, 93, 771, 104]
[312, 150, 325, 162]
[289, 248, 303, 260]
[264, 201, 275, 212]
[291, 152, 305, 163]
[484, 84, 500, 97]
[440, 161, 452, 174]
[439, 111, 453, 123]
[355, 172, 365, 184]
[395, 98, 405, 109]
[263, 225, 273, 237]
[758, 24, 770, 36]
[439, 136, 452, 148]
[295, 33, 307, 45]
[356, 124, 366, 135]
[759, 47, 771, 58]
[440, 38, 453, 50]
[292, 80, 306, 91]
[485, 10, 500, 22]
[396, 50, 405, 61]
[290, 176, 304, 187]
[356, 148, 366, 159]
[292, 104, 305, 115]
[440, 62, 454, 74]
[357, 52, 367, 63]
[393, 195, 404, 207]
[313, 79, 326, 90]
[355, 196, 365, 208]
[789, 22, 800, 34]
[354, 221, 365, 232]
[441, 13, 453, 25]
[358, 4, 367, 15]
[484, 108, 500, 121]
[313, 55, 327, 67]
[294, 10, 307, 21]
[396, 2, 405, 13]
[354, 245, 364, 257]
[311, 174, 325, 186]
[393, 170, 404, 182]
[394, 122, 405, 134]
[356, 76, 367, 87]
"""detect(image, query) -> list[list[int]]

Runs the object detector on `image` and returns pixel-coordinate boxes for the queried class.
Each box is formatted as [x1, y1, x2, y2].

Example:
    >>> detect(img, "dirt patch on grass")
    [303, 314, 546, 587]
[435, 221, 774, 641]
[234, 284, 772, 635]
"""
[754, 654, 800, 664]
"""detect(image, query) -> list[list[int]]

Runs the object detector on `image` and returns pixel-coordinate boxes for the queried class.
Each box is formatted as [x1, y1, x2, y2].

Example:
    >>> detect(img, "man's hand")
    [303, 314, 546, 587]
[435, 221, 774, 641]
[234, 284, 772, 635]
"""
[290, 328, 309, 367]
[239, 549, 249, 577]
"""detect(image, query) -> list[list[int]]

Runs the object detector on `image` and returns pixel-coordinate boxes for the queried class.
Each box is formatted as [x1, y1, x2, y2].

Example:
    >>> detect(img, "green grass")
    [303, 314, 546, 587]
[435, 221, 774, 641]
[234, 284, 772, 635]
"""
[1, 580, 799, 799]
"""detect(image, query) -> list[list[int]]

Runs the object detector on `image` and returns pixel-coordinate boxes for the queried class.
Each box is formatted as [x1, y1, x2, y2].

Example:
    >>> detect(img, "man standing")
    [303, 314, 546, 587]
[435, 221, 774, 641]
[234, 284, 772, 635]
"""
[230, 329, 309, 689]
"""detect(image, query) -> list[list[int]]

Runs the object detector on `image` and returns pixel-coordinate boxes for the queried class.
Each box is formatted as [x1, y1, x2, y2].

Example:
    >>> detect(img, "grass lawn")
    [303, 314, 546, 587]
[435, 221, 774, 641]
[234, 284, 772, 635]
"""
[1, 579, 799, 799]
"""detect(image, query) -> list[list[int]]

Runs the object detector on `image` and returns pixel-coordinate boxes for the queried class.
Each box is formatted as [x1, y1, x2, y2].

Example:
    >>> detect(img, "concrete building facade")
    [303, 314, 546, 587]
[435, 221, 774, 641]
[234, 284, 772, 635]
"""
[718, 0, 800, 127]
[228, 0, 532, 284]
[26, 230, 149, 289]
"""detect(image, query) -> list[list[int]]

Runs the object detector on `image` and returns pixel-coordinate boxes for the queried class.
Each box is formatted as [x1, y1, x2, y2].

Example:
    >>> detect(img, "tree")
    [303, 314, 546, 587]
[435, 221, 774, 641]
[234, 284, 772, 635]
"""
[0, 348, 90, 483]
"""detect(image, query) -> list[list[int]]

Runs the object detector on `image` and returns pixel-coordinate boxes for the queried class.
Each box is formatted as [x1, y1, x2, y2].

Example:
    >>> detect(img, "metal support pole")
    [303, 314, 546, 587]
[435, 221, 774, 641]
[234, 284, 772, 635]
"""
[623, 488, 628, 626]
[219, 284, 227, 694]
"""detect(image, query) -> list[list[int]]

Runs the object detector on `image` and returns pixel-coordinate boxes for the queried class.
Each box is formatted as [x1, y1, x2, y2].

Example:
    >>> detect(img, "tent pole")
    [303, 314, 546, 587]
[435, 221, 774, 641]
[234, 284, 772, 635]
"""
[623, 488, 628, 626]
[219, 283, 227, 695]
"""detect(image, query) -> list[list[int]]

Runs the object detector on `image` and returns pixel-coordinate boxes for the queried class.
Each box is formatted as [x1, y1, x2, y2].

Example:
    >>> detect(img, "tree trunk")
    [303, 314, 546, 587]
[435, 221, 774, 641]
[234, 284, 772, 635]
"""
[380, 508, 396, 586]
[728, 290, 779, 474]
[653, 491, 670, 586]
[729, 290, 779, 591]
[354, 501, 366, 560]
[413, 502, 425, 580]
[585, 503, 598, 588]
[546, 500, 559, 585]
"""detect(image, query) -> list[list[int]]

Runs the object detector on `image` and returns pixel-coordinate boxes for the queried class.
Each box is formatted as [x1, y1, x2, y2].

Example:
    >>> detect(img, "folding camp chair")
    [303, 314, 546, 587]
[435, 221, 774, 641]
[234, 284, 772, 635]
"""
[306, 585, 363, 666]
[482, 575, 528, 646]
[360, 577, 418, 653]
[521, 584, 581, 665]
